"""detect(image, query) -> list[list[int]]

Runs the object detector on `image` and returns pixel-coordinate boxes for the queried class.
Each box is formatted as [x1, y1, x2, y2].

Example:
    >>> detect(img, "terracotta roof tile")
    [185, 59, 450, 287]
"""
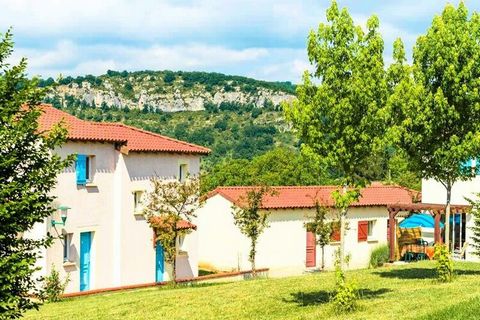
[149, 216, 197, 230]
[38, 104, 210, 154]
[209, 184, 419, 209]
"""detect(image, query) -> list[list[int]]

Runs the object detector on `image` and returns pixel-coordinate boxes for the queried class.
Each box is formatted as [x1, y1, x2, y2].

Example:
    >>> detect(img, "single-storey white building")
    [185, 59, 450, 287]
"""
[26, 105, 210, 293]
[422, 172, 480, 261]
[195, 184, 417, 276]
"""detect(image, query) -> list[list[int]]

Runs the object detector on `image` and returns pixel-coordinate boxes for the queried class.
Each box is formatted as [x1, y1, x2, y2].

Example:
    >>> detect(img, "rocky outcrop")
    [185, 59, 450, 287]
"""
[49, 80, 295, 112]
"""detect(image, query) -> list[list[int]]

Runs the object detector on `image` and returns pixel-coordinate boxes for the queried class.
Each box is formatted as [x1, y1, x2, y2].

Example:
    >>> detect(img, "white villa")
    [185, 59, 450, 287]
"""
[26, 105, 210, 294]
[195, 184, 418, 276]
[423, 174, 480, 262]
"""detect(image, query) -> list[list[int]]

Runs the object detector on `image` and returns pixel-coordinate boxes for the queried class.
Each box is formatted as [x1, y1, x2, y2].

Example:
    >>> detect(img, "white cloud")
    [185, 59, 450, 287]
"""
[14, 41, 298, 81]
[3, 0, 480, 81]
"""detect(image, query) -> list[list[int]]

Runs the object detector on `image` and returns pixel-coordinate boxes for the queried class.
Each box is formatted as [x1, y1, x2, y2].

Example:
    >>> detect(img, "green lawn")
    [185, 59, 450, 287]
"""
[25, 261, 480, 320]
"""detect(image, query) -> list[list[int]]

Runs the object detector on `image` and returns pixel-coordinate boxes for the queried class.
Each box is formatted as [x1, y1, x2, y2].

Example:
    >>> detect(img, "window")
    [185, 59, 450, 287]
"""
[331, 223, 341, 242]
[358, 220, 376, 242]
[133, 191, 144, 212]
[179, 163, 188, 182]
[63, 233, 73, 262]
[76, 154, 95, 185]
[368, 220, 375, 238]
[358, 221, 368, 242]
[178, 235, 186, 252]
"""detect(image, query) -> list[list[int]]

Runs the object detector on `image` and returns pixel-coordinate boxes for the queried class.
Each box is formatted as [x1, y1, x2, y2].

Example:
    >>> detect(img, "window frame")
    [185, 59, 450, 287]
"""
[63, 233, 73, 262]
[367, 220, 375, 239]
[133, 190, 144, 212]
[86, 155, 95, 183]
[179, 163, 188, 182]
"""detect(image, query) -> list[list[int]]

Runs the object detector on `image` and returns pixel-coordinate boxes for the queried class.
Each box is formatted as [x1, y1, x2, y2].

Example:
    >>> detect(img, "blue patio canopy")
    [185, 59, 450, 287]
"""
[399, 213, 445, 229]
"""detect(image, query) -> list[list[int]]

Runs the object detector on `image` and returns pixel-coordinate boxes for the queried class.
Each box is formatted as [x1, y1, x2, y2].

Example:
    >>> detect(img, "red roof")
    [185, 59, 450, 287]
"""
[37, 104, 210, 154]
[149, 216, 197, 230]
[208, 183, 419, 209]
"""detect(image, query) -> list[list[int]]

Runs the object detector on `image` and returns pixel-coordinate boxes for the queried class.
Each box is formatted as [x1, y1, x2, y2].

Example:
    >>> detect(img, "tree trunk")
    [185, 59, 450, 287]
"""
[445, 184, 452, 252]
[321, 245, 325, 270]
[172, 229, 178, 283]
[339, 185, 347, 271]
[250, 239, 256, 277]
[339, 210, 346, 271]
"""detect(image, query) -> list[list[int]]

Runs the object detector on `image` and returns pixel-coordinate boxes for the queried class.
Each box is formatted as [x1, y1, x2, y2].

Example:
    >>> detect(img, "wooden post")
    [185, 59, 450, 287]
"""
[388, 209, 398, 262]
[434, 211, 442, 244]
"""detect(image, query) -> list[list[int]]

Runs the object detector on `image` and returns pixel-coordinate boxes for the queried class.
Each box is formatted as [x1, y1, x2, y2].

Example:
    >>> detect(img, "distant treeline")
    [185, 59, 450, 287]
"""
[37, 70, 296, 94]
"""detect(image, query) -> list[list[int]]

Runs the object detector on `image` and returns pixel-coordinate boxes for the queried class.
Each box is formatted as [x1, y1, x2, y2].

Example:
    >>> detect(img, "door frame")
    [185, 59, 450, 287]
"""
[155, 241, 164, 282]
[80, 231, 92, 291]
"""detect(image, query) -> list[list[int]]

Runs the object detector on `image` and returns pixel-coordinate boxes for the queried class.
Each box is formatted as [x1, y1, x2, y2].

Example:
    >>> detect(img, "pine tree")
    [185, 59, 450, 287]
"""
[466, 196, 480, 256]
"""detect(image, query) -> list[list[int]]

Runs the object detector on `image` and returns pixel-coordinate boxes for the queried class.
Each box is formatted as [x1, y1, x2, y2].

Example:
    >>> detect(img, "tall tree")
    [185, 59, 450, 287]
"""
[284, 1, 387, 271]
[232, 186, 276, 277]
[0, 29, 71, 318]
[144, 176, 201, 282]
[391, 3, 480, 251]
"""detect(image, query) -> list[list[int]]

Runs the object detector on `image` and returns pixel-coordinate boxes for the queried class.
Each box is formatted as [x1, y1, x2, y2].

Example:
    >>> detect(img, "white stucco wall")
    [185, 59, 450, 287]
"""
[120, 152, 200, 284]
[25, 141, 202, 293]
[422, 178, 479, 261]
[195, 195, 390, 276]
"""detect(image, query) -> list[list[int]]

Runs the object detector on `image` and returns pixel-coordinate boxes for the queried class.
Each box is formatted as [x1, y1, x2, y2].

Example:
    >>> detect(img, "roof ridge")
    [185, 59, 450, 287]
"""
[90, 121, 211, 153]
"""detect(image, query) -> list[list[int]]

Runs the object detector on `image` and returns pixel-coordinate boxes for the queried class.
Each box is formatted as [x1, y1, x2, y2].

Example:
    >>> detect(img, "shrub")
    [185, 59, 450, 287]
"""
[330, 249, 358, 313]
[369, 244, 389, 268]
[434, 244, 453, 282]
[38, 266, 70, 303]
[331, 281, 358, 313]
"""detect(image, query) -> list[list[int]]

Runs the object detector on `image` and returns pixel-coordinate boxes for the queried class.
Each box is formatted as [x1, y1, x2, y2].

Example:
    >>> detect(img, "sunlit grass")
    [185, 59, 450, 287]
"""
[25, 261, 480, 320]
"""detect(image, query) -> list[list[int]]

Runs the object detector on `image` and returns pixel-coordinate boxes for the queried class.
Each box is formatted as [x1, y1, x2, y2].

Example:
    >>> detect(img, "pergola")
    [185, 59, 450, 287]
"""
[386, 203, 471, 262]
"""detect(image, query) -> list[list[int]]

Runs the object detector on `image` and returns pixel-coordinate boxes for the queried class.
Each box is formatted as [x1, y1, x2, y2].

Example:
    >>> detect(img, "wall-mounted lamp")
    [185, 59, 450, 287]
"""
[51, 205, 70, 227]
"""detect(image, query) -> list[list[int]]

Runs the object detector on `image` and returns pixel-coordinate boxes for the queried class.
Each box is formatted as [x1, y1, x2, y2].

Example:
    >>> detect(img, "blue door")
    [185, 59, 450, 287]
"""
[155, 241, 164, 282]
[80, 232, 92, 291]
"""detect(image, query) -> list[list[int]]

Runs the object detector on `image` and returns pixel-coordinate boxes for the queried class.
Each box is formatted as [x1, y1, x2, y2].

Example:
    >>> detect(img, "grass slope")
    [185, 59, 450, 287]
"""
[26, 261, 480, 320]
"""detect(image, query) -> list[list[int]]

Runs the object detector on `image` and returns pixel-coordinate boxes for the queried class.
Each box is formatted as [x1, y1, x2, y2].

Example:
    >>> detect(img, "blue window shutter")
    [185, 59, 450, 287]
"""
[461, 159, 473, 172]
[76, 154, 87, 185]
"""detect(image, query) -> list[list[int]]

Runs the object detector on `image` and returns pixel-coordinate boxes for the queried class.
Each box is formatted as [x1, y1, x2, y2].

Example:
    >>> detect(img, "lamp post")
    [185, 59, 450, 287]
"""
[51, 205, 70, 227]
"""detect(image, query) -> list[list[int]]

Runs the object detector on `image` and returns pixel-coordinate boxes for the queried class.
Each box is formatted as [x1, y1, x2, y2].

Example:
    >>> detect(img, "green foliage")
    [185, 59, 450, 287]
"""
[467, 195, 480, 257]
[144, 177, 201, 281]
[51, 69, 296, 94]
[38, 266, 70, 303]
[284, 0, 388, 270]
[389, 3, 480, 250]
[0, 29, 71, 318]
[284, 0, 387, 188]
[201, 147, 334, 193]
[306, 201, 335, 270]
[391, 2, 480, 184]
[369, 245, 389, 268]
[163, 71, 176, 84]
[434, 244, 453, 282]
[232, 186, 276, 276]
[330, 280, 358, 313]
[331, 246, 358, 313]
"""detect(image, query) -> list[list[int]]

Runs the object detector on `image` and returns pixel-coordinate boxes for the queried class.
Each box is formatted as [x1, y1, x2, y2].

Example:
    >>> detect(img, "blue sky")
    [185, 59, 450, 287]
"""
[1, 0, 477, 82]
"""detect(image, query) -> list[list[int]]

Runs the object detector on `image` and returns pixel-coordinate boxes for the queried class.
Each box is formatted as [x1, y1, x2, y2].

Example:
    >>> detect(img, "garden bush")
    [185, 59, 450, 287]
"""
[38, 266, 70, 303]
[434, 244, 453, 282]
[369, 244, 389, 268]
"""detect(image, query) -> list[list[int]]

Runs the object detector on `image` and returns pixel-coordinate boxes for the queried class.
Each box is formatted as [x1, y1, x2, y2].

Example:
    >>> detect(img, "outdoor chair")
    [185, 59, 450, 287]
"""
[404, 252, 415, 262]
[453, 242, 469, 260]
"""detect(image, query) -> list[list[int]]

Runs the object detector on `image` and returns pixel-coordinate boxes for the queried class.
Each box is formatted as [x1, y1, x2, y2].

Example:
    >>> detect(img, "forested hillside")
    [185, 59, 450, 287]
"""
[40, 70, 421, 192]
